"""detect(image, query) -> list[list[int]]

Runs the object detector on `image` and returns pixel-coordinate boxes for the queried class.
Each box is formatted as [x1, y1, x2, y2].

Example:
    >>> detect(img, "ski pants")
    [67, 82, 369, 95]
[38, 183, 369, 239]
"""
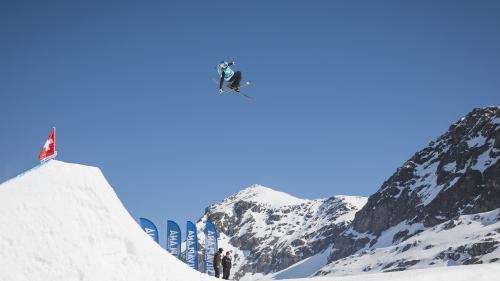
[222, 267, 230, 279]
[229, 71, 241, 88]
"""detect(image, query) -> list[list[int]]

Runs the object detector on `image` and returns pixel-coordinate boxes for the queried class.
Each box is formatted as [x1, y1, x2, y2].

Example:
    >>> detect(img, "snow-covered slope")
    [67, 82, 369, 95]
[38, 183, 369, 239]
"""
[269, 263, 500, 281]
[318, 208, 500, 276]
[198, 184, 367, 280]
[265, 247, 332, 280]
[0, 160, 211, 281]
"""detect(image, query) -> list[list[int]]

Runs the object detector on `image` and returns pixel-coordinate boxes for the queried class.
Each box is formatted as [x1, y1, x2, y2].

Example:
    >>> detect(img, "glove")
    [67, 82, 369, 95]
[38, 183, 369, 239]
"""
[230, 60, 235, 65]
[219, 89, 223, 94]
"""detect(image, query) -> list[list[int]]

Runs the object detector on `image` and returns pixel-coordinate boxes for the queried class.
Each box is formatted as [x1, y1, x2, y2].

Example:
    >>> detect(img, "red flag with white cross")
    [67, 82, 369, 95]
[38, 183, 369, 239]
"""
[39, 127, 57, 162]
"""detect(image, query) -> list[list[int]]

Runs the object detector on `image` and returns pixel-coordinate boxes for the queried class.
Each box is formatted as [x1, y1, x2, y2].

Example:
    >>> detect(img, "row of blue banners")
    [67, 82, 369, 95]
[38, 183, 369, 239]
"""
[139, 218, 218, 274]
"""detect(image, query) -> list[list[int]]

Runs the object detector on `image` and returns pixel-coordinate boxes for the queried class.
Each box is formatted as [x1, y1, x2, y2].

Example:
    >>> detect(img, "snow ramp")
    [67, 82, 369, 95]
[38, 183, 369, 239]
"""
[0, 160, 212, 281]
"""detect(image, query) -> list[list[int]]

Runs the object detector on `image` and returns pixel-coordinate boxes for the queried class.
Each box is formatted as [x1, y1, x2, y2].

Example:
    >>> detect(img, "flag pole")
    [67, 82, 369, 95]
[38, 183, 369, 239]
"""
[53, 126, 57, 160]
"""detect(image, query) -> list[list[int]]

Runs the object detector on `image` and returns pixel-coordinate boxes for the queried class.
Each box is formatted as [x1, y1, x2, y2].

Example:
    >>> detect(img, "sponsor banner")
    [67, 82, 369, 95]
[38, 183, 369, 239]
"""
[203, 220, 218, 275]
[185, 221, 199, 270]
[167, 220, 181, 259]
[139, 218, 159, 244]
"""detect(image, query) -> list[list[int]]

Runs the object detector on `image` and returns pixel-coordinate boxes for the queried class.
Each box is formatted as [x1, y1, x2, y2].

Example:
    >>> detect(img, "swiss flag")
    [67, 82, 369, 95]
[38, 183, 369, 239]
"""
[39, 127, 57, 162]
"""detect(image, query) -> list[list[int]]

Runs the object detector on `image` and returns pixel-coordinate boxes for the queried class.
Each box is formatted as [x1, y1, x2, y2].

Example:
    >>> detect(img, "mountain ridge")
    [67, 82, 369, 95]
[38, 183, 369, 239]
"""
[199, 184, 367, 280]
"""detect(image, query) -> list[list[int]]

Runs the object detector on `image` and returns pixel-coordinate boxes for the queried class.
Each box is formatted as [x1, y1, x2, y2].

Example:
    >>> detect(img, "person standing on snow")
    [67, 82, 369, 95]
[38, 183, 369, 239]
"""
[217, 61, 242, 93]
[213, 248, 224, 278]
[222, 251, 232, 280]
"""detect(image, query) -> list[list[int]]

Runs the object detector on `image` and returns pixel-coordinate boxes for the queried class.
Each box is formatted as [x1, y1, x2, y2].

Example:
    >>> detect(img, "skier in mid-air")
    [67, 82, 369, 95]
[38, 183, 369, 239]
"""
[217, 61, 242, 93]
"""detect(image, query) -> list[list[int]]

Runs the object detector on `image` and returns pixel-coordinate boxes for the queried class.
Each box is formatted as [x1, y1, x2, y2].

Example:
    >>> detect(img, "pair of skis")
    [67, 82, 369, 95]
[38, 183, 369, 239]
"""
[213, 79, 253, 100]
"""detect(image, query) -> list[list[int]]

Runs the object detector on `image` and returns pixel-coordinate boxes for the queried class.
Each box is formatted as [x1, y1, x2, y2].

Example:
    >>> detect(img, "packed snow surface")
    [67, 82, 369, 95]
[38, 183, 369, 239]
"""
[0, 160, 212, 281]
[269, 263, 500, 281]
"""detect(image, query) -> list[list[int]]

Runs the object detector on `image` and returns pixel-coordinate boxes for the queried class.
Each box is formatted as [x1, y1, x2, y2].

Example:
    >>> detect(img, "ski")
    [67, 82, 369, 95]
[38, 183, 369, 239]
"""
[212, 79, 253, 100]
[221, 81, 252, 92]
[233, 90, 253, 100]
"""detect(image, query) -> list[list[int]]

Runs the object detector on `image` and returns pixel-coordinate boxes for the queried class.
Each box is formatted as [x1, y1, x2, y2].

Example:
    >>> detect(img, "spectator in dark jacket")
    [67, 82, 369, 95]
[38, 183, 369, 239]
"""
[213, 248, 223, 278]
[222, 251, 232, 280]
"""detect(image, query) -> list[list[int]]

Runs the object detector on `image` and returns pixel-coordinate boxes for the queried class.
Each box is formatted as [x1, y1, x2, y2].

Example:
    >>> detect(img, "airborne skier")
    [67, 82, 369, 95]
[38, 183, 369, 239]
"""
[217, 61, 242, 93]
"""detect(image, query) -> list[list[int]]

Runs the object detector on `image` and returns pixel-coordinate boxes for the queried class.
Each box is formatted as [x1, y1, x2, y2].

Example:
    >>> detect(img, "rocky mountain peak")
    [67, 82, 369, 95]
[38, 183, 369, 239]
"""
[324, 106, 500, 273]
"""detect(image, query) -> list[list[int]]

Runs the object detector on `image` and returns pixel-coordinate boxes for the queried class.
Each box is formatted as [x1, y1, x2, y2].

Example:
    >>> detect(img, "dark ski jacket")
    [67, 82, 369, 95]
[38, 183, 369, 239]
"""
[213, 252, 222, 269]
[222, 256, 232, 270]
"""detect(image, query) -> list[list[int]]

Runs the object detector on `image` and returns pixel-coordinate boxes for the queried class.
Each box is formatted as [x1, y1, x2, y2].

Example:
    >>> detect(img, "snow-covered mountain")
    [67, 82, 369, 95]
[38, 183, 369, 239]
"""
[198, 184, 367, 280]
[316, 106, 500, 276]
[195, 107, 500, 280]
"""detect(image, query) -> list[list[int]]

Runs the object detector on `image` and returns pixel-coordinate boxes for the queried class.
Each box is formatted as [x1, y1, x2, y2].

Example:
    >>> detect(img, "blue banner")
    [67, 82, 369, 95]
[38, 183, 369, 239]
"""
[139, 218, 159, 244]
[203, 220, 218, 275]
[167, 220, 181, 259]
[185, 221, 199, 270]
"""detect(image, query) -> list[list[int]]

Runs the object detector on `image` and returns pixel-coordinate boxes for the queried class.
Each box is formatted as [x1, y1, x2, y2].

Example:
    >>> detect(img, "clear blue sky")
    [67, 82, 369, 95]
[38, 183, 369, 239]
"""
[1, 0, 499, 241]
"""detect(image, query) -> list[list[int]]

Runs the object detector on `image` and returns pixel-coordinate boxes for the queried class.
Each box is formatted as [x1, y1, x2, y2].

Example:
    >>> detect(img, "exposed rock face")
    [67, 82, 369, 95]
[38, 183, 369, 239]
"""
[321, 107, 500, 274]
[198, 185, 367, 280]
[355, 107, 499, 233]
